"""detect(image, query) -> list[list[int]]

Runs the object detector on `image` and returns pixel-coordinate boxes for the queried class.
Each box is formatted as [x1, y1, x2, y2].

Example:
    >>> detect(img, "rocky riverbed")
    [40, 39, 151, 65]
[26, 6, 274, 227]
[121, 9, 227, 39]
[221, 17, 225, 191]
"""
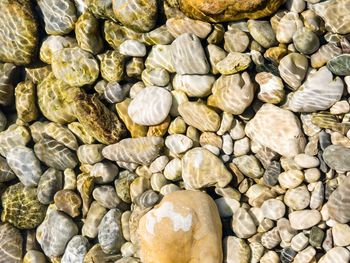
[0, 0, 350, 262]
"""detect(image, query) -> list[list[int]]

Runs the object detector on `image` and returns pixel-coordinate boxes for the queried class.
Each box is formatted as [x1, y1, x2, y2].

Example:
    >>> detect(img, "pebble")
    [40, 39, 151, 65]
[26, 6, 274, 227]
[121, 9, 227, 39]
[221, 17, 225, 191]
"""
[163, 158, 182, 181]
[37, 168, 63, 205]
[291, 232, 309, 252]
[309, 226, 324, 248]
[261, 199, 286, 220]
[231, 208, 257, 239]
[223, 236, 251, 263]
[289, 210, 321, 230]
[304, 168, 321, 183]
[91, 161, 118, 184]
[173, 74, 215, 97]
[278, 169, 304, 189]
[93, 186, 120, 209]
[318, 247, 350, 263]
[280, 247, 297, 263]
[261, 227, 281, 249]
[54, 189, 82, 218]
[215, 197, 240, 217]
[224, 29, 249, 53]
[82, 201, 107, 238]
[256, 72, 285, 104]
[278, 53, 308, 90]
[23, 250, 46, 263]
[128, 86, 172, 126]
[245, 104, 306, 157]
[293, 27, 320, 54]
[36, 210, 78, 257]
[166, 17, 212, 39]
[263, 161, 281, 186]
[232, 155, 264, 179]
[310, 181, 324, 209]
[0, 223, 23, 263]
[247, 20, 277, 48]
[311, 43, 342, 68]
[323, 145, 350, 172]
[327, 54, 350, 76]
[260, 251, 279, 263]
[0, 124, 31, 157]
[294, 153, 320, 168]
[216, 52, 251, 75]
[276, 12, 303, 44]
[332, 223, 350, 247]
[119, 40, 146, 57]
[165, 134, 193, 155]
[61, 235, 89, 263]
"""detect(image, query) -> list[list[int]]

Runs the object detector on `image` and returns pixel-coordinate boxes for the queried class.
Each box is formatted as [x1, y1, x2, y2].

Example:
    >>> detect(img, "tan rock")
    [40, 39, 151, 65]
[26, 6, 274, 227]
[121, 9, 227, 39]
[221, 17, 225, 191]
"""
[138, 190, 222, 263]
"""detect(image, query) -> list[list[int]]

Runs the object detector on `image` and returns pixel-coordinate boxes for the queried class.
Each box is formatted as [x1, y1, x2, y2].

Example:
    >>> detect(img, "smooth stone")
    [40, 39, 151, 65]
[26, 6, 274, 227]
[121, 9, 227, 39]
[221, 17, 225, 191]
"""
[182, 147, 232, 189]
[309, 226, 324, 248]
[37, 168, 63, 205]
[102, 136, 164, 165]
[0, 124, 31, 157]
[179, 101, 220, 132]
[284, 185, 310, 210]
[280, 247, 297, 263]
[294, 154, 320, 168]
[0, 223, 23, 263]
[0, 156, 16, 183]
[260, 251, 279, 263]
[93, 186, 120, 209]
[327, 175, 350, 223]
[44, 122, 78, 150]
[83, 244, 121, 263]
[223, 236, 251, 263]
[166, 17, 212, 39]
[208, 72, 254, 115]
[261, 199, 286, 220]
[256, 72, 285, 104]
[77, 144, 104, 165]
[330, 101, 350, 115]
[171, 33, 209, 75]
[231, 208, 257, 238]
[141, 68, 170, 87]
[98, 209, 125, 254]
[36, 210, 78, 257]
[311, 0, 350, 34]
[119, 40, 146, 57]
[23, 250, 46, 263]
[318, 247, 350, 263]
[128, 86, 172, 126]
[224, 29, 250, 53]
[277, 218, 298, 243]
[215, 197, 240, 218]
[39, 36, 77, 64]
[278, 169, 304, 189]
[91, 161, 118, 184]
[233, 137, 250, 156]
[172, 74, 215, 97]
[163, 158, 182, 181]
[245, 104, 306, 157]
[216, 52, 251, 75]
[6, 146, 42, 187]
[54, 190, 82, 218]
[232, 155, 264, 179]
[289, 210, 321, 230]
[311, 43, 342, 68]
[15, 81, 39, 123]
[323, 145, 350, 172]
[327, 54, 350, 76]
[286, 66, 344, 112]
[138, 190, 223, 263]
[263, 161, 281, 186]
[261, 227, 281, 249]
[278, 53, 308, 90]
[61, 235, 89, 263]
[293, 246, 316, 263]
[276, 12, 303, 44]
[291, 233, 309, 252]
[310, 181, 324, 210]
[292, 27, 320, 54]
[165, 134, 193, 155]
[82, 201, 107, 238]
[145, 45, 175, 73]
[332, 223, 350, 247]
[104, 82, 127, 104]
[207, 44, 227, 74]
[247, 20, 277, 48]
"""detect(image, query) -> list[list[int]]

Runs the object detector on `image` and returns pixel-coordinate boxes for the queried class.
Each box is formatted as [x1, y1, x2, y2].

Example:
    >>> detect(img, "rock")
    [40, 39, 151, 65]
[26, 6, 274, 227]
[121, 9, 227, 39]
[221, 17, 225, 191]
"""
[99, 50, 125, 82]
[261, 227, 281, 249]
[276, 12, 303, 44]
[232, 208, 257, 238]
[286, 67, 343, 112]
[98, 209, 125, 254]
[223, 236, 251, 263]
[141, 25, 174, 45]
[171, 33, 209, 75]
[278, 53, 308, 90]
[54, 190, 82, 218]
[182, 147, 232, 189]
[86, 0, 116, 21]
[261, 199, 286, 220]
[145, 45, 175, 73]
[84, 244, 121, 263]
[103, 136, 164, 165]
[292, 27, 319, 54]
[0, 0, 38, 65]
[37, 210, 78, 257]
[260, 251, 279, 263]
[247, 20, 277, 48]
[278, 169, 304, 189]
[93, 186, 120, 209]
[6, 146, 42, 187]
[0, 63, 15, 106]
[82, 201, 107, 239]
[37, 168, 63, 205]
[327, 54, 350, 76]
[138, 190, 223, 263]
[165, 134, 193, 155]
[291, 233, 309, 252]
[319, 247, 350, 263]
[277, 218, 297, 243]
[327, 174, 350, 223]
[179, 101, 221, 132]
[284, 185, 310, 210]
[215, 197, 240, 217]
[256, 72, 285, 104]
[309, 226, 324, 248]
[332, 223, 350, 247]
[34, 138, 78, 170]
[0, 124, 31, 157]
[311, 0, 350, 34]
[166, 17, 212, 39]
[323, 145, 350, 172]
[37, 0, 77, 35]
[15, 81, 38, 123]
[128, 86, 172, 126]
[173, 74, 215, 97]
[294, 154, 319, 168]
[0, 156, 15, 183]
[23, 250, 46, 263]
[112, 0, 157, 32]
[119, 40, 146, 57]
[280, 247, 297, 263]
[39, 36, 77, 64]
[224, 29, 250, 53]
[216, 52, 251, 75]
[61, 235, 89, 263]
[245, 103, 306, 157]
[232, 155, 264, 179]
[75, 94, 127, 144]
[104, 82, 128, 104]
[289, 210, 321, 230]
[44, 122, 78, 151]
[173, 0, 284, 22]
[311, 43, 342, 68]
[208, 72, 254, 115]
[0, 223, 23, 263]
[77, 144, 104, 165]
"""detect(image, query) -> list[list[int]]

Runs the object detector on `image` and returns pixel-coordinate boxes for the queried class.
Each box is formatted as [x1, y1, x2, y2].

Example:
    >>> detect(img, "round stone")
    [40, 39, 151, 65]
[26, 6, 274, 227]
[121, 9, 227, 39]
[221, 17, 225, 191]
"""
[261, 199, 286, 220]
[289, 210, 321, 230]
[327, 54, 350, 76]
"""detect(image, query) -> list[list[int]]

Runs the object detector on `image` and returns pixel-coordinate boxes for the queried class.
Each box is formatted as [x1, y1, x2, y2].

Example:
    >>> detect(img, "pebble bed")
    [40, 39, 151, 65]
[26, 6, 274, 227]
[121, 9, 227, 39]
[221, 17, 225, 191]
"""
[0, 0, 350, 262]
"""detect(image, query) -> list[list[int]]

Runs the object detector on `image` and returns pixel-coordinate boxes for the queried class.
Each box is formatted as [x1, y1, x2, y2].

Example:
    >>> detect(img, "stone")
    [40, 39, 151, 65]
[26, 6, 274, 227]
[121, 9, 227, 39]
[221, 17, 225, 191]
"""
[98, 209, 125, 254]
[163, 158, 182, 181]
[291, 233, 309, 252]
[261, 227, 281, 249]
[247, 20, 277, 48]
[224, 29, 250, 53]
[0, 223, 23, 263]
[119, 40, 146, 57]
[232, 155, 264, 179]
[292, 27, 320, 54]
[215, 197, 240, 218]
[128, 86, 172, 126]
[61, 235, 89, 263]
[93, 186, 120, 209]
[77, 144, 104, 165]
[0, 0, 38, 65]
[311, 0, 350, 34]
[0, 63, 15, 106]
[208, 72, 254, 115]
[173, 74, 215, 97]
[138, 190, 223, 263]
[260, 251, 279, 263]
[232, 208, 257, 238]
[39, 36, 77, 64]
[284, 185, 310, 210]
[278, 53, 308, 90]
[216, 52, 251, 75]
[37, 0, 77, 35]
[103, 136, 164, 165]
[165, 134, 193, 155]
[294, 154, 319, 168]
[99, 50, 125, 82]
[44, 122, 78, 151]
[311, 43, 342, 69]
[23, 250, 46, 263]
[223, 236, 251, 263]
[0, 156, 15, 183]
[84, 244, 121, 263]
[327, 54, 350, 76]
[256, 72, 285, 104]
[82, 201, 107, 238]
[245, 103, 306, 157]
[280, 247, 297, 263]
[327, 175, 350, 223]
[15, 81, 38, 123]
[54, 190, 82, 218]
[171, 33, 209, 75]
[289, 210, 321, 230]
[182, 147, 232, 189]
[37, 168, 63, 205]
[141, 25, 174, 45]
[332, 223, 350, 247]
[145, 45, 175, 73]
[277, 218, 297, 243]
[166, 17, 212, 39]
[0, 124, 31, 157]
[276, 12, 303, 44]
[112, 0, 157, 32]
[286, 67, 344, 112]
[172, 0, 284, 22]
[309, 226, 324, 248]
[261, 199, 286, 220]
[278, 169, 304, 189]
[319, 247, 350, 263]
[6, 146, 42, 187]
[323, 145, 350, 172]
[179, 101, 221, 132]
[37, 210, 78, 257]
